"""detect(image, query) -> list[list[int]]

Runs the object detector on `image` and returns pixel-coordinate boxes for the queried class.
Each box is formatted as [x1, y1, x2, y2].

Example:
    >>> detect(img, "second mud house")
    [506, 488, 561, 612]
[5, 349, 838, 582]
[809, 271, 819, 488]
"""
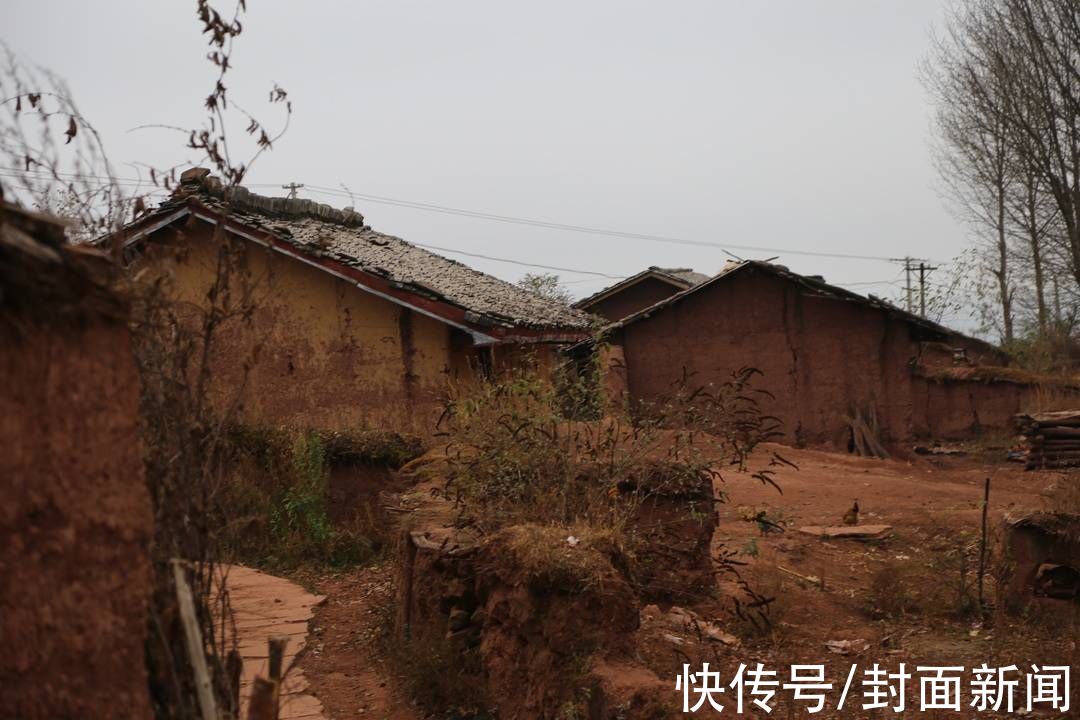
[600, 260, 1063, 445]
[113, 169, 593, 436]
[574, 266, 708, 322]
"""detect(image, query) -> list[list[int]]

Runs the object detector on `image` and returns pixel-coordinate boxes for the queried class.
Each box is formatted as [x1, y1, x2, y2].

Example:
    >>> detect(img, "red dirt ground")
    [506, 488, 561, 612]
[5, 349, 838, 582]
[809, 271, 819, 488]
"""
[298, 564, 421, 720]
[299, 443, 1078, 718]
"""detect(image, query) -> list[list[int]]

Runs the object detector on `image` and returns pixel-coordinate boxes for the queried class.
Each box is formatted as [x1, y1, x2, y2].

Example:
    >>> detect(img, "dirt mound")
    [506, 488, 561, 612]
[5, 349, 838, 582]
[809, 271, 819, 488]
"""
[474, 526, 640, 715]
[397, 523, 664, 718]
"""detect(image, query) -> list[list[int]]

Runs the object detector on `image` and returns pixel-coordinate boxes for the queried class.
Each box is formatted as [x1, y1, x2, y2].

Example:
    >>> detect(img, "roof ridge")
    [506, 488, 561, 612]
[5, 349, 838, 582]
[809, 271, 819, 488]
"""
[174, 168, 366, 228]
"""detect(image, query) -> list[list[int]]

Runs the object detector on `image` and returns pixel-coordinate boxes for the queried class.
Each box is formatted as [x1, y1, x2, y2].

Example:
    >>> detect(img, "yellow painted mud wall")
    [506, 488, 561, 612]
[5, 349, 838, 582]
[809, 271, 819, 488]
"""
[142, 221, 474, 435]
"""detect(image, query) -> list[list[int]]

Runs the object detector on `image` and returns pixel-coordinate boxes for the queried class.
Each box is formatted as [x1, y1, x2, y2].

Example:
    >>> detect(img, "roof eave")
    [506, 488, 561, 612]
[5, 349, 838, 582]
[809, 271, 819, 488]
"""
[111, 200, 591, 345]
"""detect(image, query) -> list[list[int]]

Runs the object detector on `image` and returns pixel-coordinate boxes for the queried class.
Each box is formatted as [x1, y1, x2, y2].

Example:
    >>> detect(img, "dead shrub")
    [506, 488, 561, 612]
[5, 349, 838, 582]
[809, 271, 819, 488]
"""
[431, 365, 791, 609]
[436, 365, 786, 533]
[868, 562, 924, 619]
[868, 528, 982, 621]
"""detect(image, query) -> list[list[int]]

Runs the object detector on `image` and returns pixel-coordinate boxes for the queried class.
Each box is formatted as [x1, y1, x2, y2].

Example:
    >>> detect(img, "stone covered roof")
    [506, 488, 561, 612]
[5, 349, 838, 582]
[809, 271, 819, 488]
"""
[653, 267, 710, 286]
[135, 170, 592, 333]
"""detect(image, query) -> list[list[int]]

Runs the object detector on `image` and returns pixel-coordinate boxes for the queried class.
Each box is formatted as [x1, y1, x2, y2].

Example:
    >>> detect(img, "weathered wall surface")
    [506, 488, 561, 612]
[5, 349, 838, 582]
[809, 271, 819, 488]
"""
[583, 276, 687, 322]
[149, 222, 488, 436]
[620, 268, 917, 445]
[911, 378, 1080, 439]
[0, 321, 152, 720]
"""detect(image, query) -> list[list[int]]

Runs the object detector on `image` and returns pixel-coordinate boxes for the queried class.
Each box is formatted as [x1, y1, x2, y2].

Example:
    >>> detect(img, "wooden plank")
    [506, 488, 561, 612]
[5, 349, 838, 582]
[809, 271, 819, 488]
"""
[798, 524, 892, 539]
[172, 560, 219, 720]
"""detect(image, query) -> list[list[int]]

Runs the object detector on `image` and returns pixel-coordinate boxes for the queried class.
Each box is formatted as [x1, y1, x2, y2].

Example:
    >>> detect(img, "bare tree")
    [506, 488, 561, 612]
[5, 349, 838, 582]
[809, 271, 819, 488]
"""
[924, 4, 1018, 342]
[925, 0, 1080, 360]
[517, 272, 573, 305]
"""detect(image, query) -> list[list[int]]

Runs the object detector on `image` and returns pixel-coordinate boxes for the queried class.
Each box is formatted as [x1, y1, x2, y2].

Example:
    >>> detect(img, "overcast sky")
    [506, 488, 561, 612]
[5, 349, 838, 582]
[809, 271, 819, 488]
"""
[7, 1, 975, 326]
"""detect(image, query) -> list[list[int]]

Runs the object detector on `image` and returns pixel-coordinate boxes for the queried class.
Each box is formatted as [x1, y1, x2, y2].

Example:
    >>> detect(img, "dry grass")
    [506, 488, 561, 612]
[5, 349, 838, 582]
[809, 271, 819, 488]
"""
[490, 524, 631, 594]
[867, 521, 983, 621]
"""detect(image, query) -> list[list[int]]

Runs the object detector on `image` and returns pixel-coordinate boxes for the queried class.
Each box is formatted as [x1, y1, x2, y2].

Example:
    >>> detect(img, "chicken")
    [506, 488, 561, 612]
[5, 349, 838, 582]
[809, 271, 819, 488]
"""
[842, 500, 859, 526]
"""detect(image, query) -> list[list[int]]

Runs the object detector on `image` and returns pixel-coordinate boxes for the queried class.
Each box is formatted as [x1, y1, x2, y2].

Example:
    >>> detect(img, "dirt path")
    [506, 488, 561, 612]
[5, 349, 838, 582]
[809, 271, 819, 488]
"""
[296, 563, 421, 720]
[227, 565, 326, 720]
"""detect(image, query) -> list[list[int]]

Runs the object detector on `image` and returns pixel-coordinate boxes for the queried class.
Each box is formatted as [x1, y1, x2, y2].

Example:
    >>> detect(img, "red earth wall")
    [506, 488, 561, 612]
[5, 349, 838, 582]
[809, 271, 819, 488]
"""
[0, 321, 153, 719]
[911, 378, 1080, 439]
[619, 268, 917, 446]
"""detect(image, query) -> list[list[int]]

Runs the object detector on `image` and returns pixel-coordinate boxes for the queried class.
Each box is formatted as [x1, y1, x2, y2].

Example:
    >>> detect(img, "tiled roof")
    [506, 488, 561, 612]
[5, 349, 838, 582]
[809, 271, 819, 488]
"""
[653, 267, 710, 286]
[132, 170, 593, 332]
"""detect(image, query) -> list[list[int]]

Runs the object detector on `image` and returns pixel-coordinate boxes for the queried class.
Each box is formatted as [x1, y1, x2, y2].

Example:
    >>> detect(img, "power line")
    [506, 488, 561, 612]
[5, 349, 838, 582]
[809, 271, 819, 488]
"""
[297, 184, 906, 263]
[0, 168, 624, 279]
[0, 166, 948, 274]
[405, 243, 625, 279]
[889, 256, 938, 318]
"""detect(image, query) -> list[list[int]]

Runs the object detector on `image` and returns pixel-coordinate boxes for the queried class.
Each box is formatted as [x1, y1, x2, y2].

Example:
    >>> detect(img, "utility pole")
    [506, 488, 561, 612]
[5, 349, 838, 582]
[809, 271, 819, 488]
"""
[890, 256, 915, 313]
[890, 257, 933, 317]
[281, 182, 304, 199]
[918, 261, 938, 319]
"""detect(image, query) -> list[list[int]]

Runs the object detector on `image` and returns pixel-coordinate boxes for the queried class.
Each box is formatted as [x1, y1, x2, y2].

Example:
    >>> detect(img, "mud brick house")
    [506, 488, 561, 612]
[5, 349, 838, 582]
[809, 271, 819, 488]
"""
[112, 169, 593, 435]
[601, 259, 1058, 445]
[0, 200, 153, 719]
[574, 265, 708, 321]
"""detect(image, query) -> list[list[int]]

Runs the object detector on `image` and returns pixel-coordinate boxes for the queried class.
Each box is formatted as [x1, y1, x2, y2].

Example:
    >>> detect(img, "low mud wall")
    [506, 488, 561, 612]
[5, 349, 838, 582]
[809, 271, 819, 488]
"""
[912, 377, 1080, 440]
[0, 321, 152, 720]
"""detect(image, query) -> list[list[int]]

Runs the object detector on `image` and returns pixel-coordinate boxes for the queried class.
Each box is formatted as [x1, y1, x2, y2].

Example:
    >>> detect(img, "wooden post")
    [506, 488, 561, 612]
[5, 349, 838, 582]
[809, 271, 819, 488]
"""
[977, 478, 991, 610]
[171, 560, 219, 720]
[268, 636, 287, 683]
[268, 635, 288, 716]
[226, 648, 243, 718]
[246, 678, 276, 720]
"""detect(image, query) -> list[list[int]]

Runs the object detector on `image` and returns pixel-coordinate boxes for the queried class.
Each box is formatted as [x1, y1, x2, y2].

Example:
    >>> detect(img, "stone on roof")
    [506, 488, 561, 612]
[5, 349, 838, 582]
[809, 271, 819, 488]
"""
[155, 172, 593, 331]
[652, 267, 710, 286]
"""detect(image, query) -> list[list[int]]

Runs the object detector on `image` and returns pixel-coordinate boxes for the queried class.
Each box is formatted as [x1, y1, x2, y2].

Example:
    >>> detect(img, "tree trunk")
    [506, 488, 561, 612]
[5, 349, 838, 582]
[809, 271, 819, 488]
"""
[996, 178, 1014, 343]
[1026, 178, 1048, 333]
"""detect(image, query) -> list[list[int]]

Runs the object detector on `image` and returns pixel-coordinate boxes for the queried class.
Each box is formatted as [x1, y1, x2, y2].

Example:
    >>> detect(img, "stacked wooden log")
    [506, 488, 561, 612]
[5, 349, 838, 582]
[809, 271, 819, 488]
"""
[845, 406, 889, 459]
[1016, 411, 1080, 470]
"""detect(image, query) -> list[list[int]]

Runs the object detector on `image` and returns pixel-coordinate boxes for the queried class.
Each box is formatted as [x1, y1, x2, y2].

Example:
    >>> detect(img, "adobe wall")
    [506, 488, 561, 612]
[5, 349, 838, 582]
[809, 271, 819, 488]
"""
[0, 320, 152, 719]
[620, 268, 917, 446]
[583, 276, 685, 322]
[146, 222, 484, 436]
[911, 378, 1080, 439]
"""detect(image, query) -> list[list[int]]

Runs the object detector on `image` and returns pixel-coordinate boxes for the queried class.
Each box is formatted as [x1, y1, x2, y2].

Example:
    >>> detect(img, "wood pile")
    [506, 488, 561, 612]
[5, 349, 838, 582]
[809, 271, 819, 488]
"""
[1016, 411, 1080, 470]
[845, 406, 889, 459]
